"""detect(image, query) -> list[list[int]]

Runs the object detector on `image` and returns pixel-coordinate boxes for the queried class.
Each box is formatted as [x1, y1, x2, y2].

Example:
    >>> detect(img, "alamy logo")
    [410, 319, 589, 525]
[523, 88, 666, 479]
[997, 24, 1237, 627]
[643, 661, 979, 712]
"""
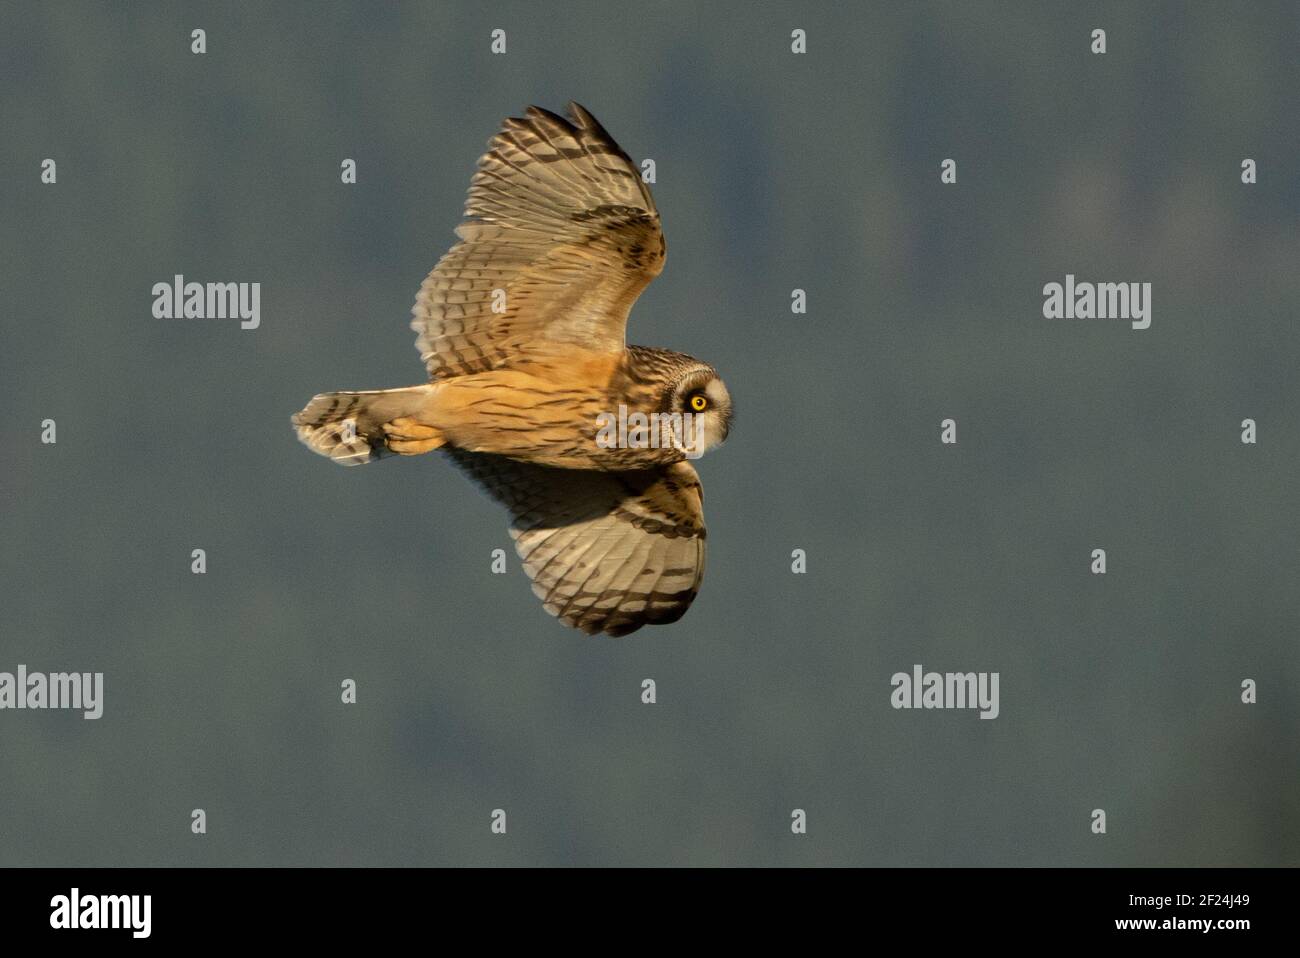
[0, 665, 103, 719]
[595, 404, 706, 459]
[50, 888, 151, 938]
[1042, 273, 1151, 329]
[152, 274, 261, 329]
[890, 664, 1000, 719]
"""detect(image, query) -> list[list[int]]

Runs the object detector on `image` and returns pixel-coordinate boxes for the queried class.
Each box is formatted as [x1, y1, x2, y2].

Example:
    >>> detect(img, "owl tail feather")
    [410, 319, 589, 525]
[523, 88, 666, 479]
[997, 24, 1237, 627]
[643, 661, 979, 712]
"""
[292, 385, 444, 466]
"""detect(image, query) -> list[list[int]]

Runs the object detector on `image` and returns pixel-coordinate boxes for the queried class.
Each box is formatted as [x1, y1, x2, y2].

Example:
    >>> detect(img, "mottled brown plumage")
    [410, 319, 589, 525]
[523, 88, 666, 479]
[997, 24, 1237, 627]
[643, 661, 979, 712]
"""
[291, 103, 732, 635]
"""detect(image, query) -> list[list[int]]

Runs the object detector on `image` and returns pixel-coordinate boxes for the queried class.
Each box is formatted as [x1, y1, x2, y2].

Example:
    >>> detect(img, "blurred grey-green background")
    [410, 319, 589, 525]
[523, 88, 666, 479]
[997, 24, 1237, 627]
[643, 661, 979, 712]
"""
[1, 1, 1297, 866]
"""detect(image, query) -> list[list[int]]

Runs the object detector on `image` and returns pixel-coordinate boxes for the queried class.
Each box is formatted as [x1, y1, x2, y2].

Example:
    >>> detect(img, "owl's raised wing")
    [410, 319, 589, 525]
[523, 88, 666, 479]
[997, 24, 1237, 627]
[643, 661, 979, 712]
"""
[413, 103, 665, 380]
[449, 452, 705, 636]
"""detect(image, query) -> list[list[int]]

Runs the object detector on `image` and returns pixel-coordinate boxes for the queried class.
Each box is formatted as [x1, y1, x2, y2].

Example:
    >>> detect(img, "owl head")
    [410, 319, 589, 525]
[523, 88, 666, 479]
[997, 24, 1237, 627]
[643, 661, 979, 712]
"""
[665, 364, 733, 457]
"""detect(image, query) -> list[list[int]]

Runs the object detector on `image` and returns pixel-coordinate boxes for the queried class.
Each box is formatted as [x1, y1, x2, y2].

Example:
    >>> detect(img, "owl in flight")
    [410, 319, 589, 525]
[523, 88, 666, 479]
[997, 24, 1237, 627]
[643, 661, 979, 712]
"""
[292, 103, 732, 636]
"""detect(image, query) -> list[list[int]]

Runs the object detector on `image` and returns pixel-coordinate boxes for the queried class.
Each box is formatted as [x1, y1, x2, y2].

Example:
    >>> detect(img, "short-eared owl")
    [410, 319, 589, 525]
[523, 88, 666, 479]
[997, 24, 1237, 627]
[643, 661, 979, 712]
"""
[292, 103, 732, 636]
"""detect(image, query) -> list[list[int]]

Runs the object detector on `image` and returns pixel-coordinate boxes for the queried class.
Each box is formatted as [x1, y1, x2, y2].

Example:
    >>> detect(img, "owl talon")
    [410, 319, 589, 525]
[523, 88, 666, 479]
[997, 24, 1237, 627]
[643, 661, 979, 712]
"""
[382, 418, 445, 454]
[382, 417, 439, 439]
[388, 437, 444, 455]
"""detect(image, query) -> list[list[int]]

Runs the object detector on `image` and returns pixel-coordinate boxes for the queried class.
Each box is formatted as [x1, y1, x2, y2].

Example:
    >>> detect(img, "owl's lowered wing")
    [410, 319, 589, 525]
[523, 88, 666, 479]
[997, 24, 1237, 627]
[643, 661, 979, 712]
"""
[449, 452, 705, 636]
[412, 102, 665, 379]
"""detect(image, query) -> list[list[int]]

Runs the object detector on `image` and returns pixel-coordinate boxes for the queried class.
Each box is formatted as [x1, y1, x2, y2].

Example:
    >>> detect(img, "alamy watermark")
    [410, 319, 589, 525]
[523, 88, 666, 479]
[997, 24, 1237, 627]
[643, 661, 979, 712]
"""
[1043, 273, 1151, 329]
[891, 664, 1000, 719]
[50, 888, 150, 938]
[152, 274, 260, 329]
[0, 665, 103, 719]
[595, 404, 706, 458]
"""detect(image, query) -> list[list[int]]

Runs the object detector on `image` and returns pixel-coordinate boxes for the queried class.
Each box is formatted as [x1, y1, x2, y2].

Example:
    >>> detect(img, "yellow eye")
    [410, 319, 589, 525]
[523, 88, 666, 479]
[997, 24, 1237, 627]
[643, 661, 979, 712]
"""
[689, 394, 709, 412]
